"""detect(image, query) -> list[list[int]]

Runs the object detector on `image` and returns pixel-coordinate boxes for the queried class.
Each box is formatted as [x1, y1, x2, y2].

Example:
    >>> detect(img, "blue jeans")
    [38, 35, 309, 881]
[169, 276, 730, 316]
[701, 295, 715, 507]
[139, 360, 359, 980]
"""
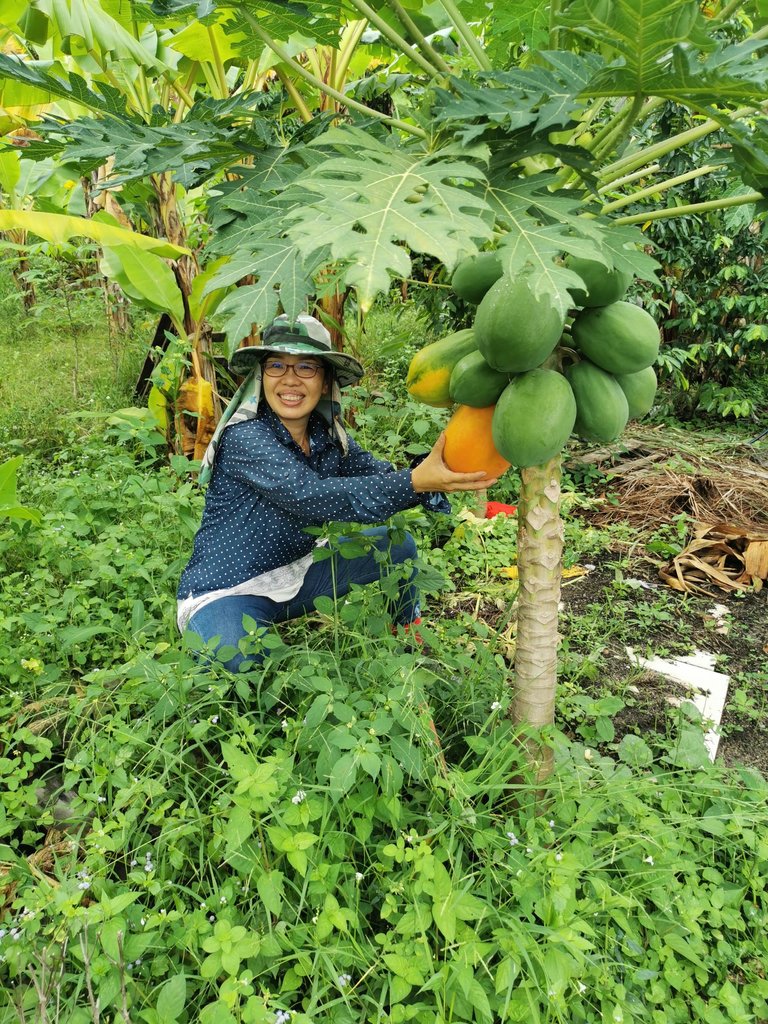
[186, 527, 419, 671]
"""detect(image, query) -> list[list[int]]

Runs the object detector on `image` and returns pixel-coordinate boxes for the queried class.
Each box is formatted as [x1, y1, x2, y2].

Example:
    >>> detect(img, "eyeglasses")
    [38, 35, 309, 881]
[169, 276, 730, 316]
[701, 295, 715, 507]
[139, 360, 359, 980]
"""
[262, 359, 323, 379]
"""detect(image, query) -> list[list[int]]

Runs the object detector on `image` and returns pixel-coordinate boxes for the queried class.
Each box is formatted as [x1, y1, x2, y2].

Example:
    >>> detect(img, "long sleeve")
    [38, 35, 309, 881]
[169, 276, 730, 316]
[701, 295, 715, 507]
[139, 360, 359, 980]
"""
[221, 424, 419, 527]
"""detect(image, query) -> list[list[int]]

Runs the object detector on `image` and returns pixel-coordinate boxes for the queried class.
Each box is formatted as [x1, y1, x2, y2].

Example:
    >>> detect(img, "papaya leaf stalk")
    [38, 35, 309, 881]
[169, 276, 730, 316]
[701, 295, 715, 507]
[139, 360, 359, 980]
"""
[238, 9, 428, 139]
[614, 190, 764, 225]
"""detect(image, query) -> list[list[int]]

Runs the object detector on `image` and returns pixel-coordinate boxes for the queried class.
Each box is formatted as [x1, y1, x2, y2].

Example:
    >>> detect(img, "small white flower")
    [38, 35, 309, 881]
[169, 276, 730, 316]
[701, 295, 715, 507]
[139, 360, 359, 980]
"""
[578, 982, 587, 994]
[355, 872, 364, 882]
[338, 973, 352, 988]
[555, 853, 563, 862]
[584, 748, 593, 761]
[506, 831, 519, 846]
[281, 719, 289, 731]
[549, 820, 555, 828]
[643, 855, 654, 865]
[209, 914, 215, 922]
[220, 896, 227, 905]
[491, 701, 502, 711]
[210, 715, 219, 724]
[97, 795, 107, 803]
[291, 789, 306, 805]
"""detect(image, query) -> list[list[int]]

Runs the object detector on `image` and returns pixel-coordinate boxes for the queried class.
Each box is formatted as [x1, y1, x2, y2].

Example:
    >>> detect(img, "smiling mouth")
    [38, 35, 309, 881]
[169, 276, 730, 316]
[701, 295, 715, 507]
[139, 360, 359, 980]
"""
[277, 392, 306, 404]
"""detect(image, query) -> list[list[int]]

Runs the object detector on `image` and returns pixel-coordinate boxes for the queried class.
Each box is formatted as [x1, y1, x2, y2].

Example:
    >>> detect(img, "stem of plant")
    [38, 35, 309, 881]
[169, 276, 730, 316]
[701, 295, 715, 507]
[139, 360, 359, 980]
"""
[438, 0, 492, 71]
[346, 0, 443, 78]
[613, 190, 763, 225]
[600, 163, 723, 213]
[240, 12, 428, 140]
[598, 106, 754, 188]
[511, 454, 563, 782]
[386, 0, 454, 73]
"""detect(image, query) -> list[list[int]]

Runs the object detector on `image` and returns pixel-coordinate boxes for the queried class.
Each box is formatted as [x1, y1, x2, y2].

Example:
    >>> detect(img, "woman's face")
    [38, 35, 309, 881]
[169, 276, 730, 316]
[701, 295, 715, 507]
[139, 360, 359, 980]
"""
[261, 354, 328, 427]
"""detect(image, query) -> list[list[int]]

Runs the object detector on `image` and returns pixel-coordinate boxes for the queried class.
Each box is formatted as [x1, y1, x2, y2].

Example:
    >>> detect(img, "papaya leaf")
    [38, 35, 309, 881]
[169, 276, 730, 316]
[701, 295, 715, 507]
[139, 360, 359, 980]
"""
[432, 53, 602, 142]
[486, 176, 658, 318]
[487, 0, 551, 56]
[0, 209, 188, 257]
[560, 0, 768, 106]
[218, 0, 343, 56]
[558, 0, 714, 92]
[285, 127, 494, 311]
[0, 55, 126, 115]
[23, 97, 277, 188]
[209, 236, 315, 354]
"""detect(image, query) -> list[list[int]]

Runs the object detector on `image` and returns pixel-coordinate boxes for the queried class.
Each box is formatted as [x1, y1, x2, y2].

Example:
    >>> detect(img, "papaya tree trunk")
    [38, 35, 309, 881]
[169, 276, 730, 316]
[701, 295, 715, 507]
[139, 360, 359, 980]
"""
[511, 454, 563, 781]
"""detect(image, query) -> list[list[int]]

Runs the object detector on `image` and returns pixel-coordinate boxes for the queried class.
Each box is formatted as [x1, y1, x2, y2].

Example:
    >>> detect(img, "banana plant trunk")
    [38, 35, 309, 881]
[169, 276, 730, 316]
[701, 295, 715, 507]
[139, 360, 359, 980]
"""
[511, 454, 564, 781]
[151, 171, 221, 422]
[10, 252, 36, 310]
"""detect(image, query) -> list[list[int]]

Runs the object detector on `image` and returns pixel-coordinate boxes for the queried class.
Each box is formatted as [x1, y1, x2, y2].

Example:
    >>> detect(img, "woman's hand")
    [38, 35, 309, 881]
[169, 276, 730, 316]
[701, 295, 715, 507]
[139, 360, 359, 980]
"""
[410, 432, 498, 493]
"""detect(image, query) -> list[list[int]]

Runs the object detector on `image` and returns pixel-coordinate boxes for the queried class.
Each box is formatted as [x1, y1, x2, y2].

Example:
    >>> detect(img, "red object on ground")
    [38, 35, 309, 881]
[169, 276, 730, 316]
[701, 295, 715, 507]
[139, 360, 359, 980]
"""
[485, 501, 517, 518]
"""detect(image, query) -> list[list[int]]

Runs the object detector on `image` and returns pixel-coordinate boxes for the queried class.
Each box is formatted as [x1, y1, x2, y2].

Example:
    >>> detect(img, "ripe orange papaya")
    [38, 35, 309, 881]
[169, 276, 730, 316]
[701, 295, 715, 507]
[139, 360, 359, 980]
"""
[443, 404, 511, 478]
[406, 329, 477, 407]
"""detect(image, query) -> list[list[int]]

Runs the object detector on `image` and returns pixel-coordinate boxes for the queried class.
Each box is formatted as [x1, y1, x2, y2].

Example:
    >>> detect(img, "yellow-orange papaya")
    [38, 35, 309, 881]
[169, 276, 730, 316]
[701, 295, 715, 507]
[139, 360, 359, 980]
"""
[406, 329, 477, 407]
[443, 404, 511, 478]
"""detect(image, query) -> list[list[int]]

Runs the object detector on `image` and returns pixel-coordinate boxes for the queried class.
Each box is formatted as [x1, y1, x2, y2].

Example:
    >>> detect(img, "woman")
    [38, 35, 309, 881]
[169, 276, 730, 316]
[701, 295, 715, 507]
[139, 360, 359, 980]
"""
[177, 314, 496, 671]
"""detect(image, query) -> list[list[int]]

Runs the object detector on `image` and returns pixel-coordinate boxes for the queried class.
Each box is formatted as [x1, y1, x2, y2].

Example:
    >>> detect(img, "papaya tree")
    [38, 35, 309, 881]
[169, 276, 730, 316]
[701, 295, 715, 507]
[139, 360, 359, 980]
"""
[147, 0, 764, 775]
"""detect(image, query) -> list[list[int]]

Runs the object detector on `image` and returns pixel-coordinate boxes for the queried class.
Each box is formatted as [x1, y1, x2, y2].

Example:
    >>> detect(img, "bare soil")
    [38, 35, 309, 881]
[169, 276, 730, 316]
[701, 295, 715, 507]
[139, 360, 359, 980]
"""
[557, 548, 768, 774]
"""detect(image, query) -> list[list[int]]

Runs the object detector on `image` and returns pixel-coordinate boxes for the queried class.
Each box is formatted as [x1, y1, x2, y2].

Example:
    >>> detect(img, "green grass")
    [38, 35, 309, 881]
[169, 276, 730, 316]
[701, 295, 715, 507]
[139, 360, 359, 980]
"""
[0, 264, 151, 458]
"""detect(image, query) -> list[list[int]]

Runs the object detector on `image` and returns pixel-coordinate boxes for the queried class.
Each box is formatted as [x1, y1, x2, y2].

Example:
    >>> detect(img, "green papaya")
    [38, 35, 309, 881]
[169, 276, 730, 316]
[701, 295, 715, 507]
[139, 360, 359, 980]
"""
[566, 255, 633, 308]
[565, 359, 629, 443]
[475, 276, 566, 373]
[451, 252, 503, 304]
[571, 300, 660, 375]
[615, 366, 657, 419]
[449, 350, 510, 407]
[406, 329, 477, 407]
[492, 369, 577, 468]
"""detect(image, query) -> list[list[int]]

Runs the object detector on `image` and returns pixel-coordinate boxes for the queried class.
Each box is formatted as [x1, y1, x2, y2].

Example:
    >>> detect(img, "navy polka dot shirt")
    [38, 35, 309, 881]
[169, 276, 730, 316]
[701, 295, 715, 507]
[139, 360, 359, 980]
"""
[178, 407, 423, 600]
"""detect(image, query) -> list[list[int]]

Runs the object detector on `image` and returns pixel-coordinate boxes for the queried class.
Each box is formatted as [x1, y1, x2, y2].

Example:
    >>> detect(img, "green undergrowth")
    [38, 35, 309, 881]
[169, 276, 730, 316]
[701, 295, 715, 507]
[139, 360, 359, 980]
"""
[0, 265, 150, 456]
[2, 631, 767, 1024]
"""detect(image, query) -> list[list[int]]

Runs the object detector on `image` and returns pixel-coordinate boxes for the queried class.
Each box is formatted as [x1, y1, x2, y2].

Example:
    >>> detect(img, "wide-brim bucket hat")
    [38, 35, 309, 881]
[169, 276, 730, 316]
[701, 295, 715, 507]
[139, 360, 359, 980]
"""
[229, 314, 364, 388]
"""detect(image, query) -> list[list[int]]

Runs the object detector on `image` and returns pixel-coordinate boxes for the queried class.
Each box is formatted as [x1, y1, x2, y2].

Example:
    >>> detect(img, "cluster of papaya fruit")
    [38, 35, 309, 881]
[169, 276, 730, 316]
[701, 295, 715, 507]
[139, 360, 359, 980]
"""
[406, 251, 660, 477]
